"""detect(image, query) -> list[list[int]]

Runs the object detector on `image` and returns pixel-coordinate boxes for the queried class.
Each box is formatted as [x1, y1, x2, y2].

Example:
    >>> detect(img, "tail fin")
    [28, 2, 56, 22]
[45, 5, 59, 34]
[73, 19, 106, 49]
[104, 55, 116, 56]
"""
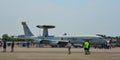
[21, 22, 34, 37]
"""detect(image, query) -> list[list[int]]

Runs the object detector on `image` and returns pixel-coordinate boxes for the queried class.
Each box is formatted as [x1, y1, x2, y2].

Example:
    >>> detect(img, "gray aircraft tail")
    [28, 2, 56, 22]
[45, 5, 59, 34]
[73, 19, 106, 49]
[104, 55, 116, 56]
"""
[21, 22, 34, 37]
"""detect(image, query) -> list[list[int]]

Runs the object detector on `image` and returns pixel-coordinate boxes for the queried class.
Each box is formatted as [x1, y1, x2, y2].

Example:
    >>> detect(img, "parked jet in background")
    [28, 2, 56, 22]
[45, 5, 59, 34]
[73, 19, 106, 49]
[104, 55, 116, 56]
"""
[21, 22, 106, 47]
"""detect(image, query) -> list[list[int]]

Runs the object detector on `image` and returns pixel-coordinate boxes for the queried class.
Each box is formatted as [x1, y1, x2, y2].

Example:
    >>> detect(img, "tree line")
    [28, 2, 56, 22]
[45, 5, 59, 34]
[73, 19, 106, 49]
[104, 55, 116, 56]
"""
[96, 34, 120, 39]
[0, 34, 29, 42]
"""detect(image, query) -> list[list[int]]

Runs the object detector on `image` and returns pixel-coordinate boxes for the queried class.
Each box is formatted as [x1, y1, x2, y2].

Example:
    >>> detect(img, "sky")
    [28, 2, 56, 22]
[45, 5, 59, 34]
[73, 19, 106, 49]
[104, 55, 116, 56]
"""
[0, 0, 120, 37]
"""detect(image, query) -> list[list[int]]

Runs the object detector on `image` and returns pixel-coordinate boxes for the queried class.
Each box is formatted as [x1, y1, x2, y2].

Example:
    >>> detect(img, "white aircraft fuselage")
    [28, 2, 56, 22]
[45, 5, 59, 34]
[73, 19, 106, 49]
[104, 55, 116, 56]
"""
[21, 22, 106, 47]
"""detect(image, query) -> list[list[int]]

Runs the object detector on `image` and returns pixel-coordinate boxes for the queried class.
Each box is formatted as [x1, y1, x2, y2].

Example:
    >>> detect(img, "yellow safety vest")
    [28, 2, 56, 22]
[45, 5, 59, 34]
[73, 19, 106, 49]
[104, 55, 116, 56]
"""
[84, 42, 89, 48]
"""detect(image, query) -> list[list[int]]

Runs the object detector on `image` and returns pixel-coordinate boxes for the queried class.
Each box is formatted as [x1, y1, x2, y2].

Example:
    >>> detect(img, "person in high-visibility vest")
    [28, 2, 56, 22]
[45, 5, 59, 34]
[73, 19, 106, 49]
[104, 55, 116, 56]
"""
[84, 40, 90, 55]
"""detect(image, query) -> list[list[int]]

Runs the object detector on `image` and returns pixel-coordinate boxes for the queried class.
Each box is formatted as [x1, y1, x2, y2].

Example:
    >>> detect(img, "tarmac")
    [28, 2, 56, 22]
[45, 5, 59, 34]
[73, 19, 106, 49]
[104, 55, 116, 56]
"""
[0, 47, 120, 60]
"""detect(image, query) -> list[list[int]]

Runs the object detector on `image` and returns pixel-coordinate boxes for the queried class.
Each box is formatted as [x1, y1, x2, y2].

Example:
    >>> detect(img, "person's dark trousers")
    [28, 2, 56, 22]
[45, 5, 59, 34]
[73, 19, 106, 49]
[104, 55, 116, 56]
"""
[68, 47, 71, 54]
[87, 48, 90, 55]
[84, 48, 90, 55]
